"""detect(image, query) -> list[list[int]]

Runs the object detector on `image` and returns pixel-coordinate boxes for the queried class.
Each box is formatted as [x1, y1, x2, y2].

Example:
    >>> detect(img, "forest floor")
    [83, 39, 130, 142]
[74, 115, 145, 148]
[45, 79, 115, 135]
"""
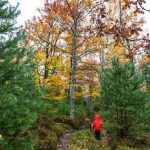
[56, 129, 110, 150]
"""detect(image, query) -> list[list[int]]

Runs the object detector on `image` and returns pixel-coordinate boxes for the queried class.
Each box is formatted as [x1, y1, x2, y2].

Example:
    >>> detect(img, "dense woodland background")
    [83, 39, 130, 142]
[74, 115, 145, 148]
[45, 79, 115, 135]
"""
[0, 0, 150, 149]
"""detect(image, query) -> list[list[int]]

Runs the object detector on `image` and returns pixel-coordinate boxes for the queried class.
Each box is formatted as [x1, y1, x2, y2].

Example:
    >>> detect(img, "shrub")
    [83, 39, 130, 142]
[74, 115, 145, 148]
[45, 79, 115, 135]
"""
[69, 130, 109, 150]
[53, 115, 79, 129]
[27, 112, 73, 150]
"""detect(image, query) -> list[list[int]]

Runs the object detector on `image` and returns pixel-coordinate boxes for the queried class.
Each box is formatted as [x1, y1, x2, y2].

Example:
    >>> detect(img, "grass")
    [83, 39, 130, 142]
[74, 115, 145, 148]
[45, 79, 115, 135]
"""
[68, 129, 150, 150]
[69, 129, 110, 150]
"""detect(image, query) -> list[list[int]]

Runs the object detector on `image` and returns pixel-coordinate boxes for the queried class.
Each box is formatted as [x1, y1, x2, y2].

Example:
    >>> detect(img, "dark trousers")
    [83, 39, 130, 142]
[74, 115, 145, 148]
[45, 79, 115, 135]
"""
[95, 131, 101, 140]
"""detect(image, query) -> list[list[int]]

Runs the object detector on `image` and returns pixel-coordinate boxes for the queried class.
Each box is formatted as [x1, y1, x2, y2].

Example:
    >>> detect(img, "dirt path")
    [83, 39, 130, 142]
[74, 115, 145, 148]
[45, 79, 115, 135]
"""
[101, 129, 110, 146]
[56, 130, 73, 150]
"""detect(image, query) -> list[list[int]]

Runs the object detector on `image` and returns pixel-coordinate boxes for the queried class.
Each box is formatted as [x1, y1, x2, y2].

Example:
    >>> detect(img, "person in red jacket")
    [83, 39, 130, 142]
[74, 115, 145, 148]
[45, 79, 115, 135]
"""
[92, 114, 102, 140]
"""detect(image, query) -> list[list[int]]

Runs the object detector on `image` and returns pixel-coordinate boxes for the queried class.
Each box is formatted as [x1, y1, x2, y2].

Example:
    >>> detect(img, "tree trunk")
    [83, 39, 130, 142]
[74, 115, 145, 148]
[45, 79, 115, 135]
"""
[70, 21, 77, 119]
[44, 45, 49, 79]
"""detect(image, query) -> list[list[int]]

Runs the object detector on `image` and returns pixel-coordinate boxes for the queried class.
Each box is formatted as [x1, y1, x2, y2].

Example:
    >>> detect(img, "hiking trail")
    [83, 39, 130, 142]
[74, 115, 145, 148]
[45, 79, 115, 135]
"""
[56, 130, 73, 150]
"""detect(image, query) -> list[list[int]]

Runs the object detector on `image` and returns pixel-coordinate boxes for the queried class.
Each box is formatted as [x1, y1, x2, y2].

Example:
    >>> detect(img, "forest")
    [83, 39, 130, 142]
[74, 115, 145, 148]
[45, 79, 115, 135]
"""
[0, 0, 150, 149]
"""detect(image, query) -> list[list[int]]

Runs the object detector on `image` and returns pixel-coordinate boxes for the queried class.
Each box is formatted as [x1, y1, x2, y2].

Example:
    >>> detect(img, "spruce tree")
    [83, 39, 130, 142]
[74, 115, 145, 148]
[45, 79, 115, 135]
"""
[0, 0, 42, 149]
[101, 58, 150, 141]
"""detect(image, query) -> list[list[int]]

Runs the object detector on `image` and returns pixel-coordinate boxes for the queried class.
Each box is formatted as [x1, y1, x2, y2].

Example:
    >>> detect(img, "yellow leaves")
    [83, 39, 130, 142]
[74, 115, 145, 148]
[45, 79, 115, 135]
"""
[43, 74, 68, 100]
[53, 95, 65, 100]
[52, 13, 61, 20]
[44, 94, 65, 100]
[45, 75, 62, 87]
[36, 52, 46, 60]
[85, 0, 93, 7]
[107, 43, 129, 66]
[92, 91, 99, 96]
[26, 0, 108, 101]
[75, 90, 99, 98]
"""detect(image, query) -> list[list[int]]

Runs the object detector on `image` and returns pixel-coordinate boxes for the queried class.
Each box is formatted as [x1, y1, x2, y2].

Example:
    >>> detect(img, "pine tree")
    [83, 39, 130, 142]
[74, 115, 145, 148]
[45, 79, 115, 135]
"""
[0, 1, 42, 149]
[101, 58, 150, 141]
[142, 62, 150, 91]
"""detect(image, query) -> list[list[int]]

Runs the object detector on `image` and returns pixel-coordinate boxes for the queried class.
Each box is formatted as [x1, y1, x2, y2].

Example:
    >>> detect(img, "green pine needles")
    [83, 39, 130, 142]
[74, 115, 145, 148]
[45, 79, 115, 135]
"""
[0, 1, 42, 149]
[101, 58, 150, 141]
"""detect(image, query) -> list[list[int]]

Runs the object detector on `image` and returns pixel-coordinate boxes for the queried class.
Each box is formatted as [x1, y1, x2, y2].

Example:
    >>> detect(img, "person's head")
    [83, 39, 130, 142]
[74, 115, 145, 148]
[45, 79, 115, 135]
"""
[94, 114, 100, 120]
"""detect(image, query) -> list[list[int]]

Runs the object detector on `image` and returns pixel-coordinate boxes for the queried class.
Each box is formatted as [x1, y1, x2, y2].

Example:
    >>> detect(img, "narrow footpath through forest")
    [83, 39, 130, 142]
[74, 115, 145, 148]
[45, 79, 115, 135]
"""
[56, 129, 110, 150]
[56, 130, 73, 150]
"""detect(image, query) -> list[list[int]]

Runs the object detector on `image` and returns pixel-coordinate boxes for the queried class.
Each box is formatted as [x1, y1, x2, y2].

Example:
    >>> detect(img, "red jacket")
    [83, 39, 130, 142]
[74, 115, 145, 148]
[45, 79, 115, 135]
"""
[92, 115, 102, 131]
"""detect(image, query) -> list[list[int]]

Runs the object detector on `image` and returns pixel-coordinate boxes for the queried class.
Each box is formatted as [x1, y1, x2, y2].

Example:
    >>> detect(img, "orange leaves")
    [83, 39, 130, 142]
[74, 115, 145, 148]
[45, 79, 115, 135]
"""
[139, 55, 150, 68]
[17, 41, 25, 47]
[123, 0, 129, 3]
[26, 1, 69, 100]
[26, 0, 149, 101]
[86, 0, 93, 7]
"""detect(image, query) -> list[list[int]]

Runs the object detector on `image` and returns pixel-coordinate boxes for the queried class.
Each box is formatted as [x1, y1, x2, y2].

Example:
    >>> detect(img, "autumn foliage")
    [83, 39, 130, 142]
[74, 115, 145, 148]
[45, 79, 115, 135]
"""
[26, 0, 150, 118]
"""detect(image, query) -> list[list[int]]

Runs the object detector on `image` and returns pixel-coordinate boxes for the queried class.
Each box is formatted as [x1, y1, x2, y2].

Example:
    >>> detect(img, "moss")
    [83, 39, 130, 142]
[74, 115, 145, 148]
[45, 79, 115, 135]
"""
[27, 113, 76, 150]
[116, 145, 142, 150]
[53, 115, 72, 123]
[47, 131, 58, 150]
[38, 127, 49, 138]
[36, 112, 54, 129]
[61, 123, 73, 130]
[26, 112, 58, 150]
[53, 115, 78, 129]
[36, 131, 58, 150]
[53, 123, 66, 137]
[69, 130, 110, 150]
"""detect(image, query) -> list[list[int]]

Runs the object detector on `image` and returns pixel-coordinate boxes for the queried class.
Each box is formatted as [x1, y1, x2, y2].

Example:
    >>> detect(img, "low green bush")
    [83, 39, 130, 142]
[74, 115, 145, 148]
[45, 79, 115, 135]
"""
[46, 100, 70, 115]
[53, 123, 72, 137]
[69, 130, 109, 150]
[36, 130, 58, 150]
[27, 112, 73, 150]
[53, 115, 79, 129]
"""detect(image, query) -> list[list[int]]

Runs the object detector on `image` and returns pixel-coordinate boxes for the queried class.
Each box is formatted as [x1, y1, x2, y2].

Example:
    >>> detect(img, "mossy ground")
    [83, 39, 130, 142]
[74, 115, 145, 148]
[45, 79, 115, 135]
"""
[69, 129, 110, 150]
[27, 112, 74, 150]
[68, 130, 149, 150]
